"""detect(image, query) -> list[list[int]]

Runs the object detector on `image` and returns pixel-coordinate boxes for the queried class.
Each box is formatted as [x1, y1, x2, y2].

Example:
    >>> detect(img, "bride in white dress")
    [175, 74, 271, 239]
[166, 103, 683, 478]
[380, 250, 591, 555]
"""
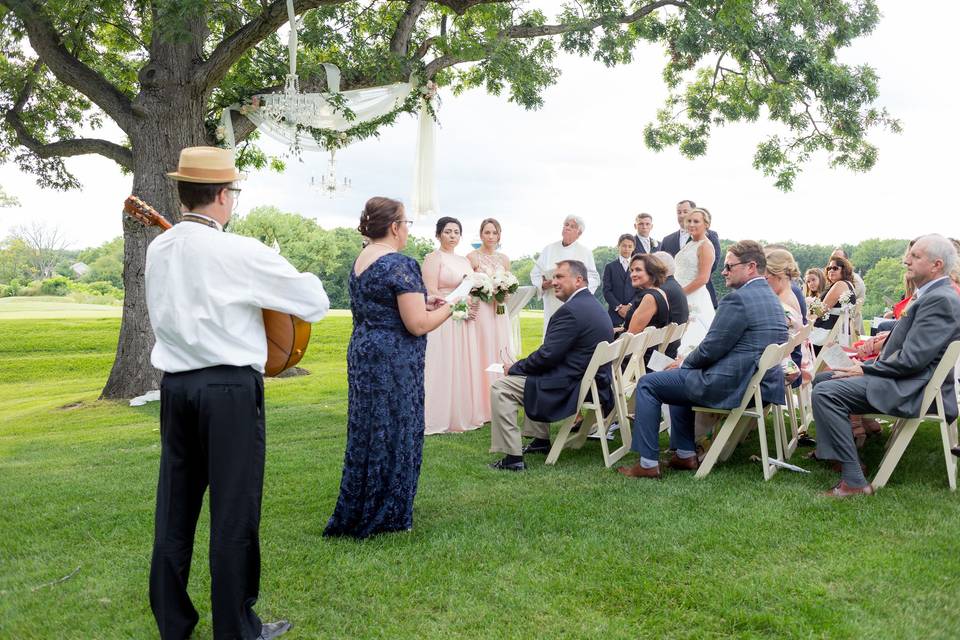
[674, 207, 716, 354]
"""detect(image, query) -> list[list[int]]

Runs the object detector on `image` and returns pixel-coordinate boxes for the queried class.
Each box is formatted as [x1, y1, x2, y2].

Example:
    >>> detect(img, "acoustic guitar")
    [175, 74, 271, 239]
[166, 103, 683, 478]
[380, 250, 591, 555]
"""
[123, 195, 311, 377]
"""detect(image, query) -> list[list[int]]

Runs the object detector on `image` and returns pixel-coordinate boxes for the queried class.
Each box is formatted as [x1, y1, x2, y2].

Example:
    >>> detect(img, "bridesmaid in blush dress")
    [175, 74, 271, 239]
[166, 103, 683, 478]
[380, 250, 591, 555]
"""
[467, 218, 514, 417]
[422, 217, 489, 434]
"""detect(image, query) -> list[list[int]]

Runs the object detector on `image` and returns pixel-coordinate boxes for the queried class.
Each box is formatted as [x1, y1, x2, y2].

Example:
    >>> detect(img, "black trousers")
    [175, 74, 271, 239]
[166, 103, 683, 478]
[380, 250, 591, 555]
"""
[149, 365, 265, 640]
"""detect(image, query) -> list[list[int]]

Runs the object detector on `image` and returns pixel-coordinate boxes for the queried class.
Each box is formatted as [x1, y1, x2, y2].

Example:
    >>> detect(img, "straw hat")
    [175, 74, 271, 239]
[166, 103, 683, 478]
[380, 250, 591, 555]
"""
[166, 146, 246, 183]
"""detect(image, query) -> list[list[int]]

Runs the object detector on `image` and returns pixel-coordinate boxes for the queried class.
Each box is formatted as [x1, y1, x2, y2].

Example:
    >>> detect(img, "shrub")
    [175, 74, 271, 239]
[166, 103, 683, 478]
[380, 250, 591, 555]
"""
[40, 275, 71, 296]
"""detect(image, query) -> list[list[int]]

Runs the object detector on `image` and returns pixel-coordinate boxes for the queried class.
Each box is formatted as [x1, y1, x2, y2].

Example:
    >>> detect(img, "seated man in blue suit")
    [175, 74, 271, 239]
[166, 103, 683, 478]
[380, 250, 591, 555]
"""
[489, 260, 615, 471]
[813, 234, 960, 497]
[618, 240, 788, 479]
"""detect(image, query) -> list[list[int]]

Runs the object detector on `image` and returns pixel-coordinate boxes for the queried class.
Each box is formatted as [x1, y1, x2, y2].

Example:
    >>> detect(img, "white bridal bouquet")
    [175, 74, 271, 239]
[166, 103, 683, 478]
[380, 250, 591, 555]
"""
[489, 268, 520, 314]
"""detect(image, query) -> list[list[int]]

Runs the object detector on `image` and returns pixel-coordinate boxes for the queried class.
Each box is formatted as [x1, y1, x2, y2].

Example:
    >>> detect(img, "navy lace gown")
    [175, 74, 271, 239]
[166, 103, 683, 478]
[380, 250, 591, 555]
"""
[324, 253, 428, 539]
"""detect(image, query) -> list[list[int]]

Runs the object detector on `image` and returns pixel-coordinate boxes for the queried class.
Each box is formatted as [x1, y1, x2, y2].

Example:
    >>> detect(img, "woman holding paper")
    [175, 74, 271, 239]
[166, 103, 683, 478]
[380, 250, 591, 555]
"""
[422, 217, 489, 434]
[325, 197, 454, 539]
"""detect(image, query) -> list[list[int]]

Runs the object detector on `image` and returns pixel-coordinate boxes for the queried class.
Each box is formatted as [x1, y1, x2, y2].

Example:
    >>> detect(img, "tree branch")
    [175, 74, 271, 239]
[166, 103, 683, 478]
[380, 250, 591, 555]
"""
[502, 0, 685, 38]
[413, 36, 438, 60]
[424, 0, 685, 77]
[4, 64, 133, 170]
[198, 0, 349, 93]
[0, 0, 136, 133]
[390, 0, 429, 56]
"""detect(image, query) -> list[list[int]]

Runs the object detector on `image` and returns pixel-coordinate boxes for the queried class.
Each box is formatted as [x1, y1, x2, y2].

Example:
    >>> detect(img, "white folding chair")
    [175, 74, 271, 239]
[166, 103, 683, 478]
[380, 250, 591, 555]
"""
[779, 323, 813, 459]
[694, 342, 790, 481]
[866, 340, 960, 491]
[658, 321, 687, 354]
[545, 338, 630, 468]
[810, 307, 848, 375]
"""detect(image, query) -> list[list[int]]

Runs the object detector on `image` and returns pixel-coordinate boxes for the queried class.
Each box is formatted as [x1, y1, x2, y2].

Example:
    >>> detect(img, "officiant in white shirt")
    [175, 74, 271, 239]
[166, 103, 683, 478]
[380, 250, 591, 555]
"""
[530, 215, 601, 335]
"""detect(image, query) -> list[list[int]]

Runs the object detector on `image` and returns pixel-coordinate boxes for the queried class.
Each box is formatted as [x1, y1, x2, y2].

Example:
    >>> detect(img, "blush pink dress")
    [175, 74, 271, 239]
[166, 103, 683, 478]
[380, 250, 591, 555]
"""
[471, 252, 515, 417]
[423, 250, 489, 434]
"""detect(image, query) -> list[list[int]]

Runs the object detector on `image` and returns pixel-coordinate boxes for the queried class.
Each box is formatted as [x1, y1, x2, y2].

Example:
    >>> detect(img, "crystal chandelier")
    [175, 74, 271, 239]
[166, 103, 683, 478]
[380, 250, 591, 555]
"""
[310, 150, 351, 197]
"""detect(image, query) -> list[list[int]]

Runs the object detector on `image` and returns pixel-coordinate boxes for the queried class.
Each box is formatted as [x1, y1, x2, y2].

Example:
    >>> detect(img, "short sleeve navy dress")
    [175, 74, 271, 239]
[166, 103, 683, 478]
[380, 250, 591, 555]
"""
[324, 253, 428, 539]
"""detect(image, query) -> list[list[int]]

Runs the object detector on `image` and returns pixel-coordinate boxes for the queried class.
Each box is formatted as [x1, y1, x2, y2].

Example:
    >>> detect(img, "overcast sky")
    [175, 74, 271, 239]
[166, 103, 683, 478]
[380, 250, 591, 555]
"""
[1, 1, 957, 258]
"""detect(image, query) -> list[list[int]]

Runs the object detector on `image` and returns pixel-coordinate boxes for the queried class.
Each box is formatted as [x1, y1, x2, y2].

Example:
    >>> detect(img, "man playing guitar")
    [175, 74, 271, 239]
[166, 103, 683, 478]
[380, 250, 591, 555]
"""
[146, 146, 329, 640]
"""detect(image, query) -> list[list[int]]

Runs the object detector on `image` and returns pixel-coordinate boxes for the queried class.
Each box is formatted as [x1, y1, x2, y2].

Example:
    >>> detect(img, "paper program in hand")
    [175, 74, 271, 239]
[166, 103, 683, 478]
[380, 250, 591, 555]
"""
[444, 277, 474, 304]
[485, 363, 505, 374]
[822, 343, 856, 371]
[646, 350, 674, 372]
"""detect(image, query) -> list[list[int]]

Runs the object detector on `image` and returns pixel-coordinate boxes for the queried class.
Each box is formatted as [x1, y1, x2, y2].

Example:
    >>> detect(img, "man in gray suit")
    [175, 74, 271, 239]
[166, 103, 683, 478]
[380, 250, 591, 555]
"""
[618, 240, 787, 479]
[812, 234, 960, 497]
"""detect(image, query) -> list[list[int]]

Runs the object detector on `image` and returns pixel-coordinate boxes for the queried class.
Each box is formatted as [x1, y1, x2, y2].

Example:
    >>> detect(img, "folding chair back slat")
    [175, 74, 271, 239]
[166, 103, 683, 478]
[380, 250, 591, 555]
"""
[546, 338, 631, 468]
[868, 340, 960, 491]
[694, 341, 790, 481]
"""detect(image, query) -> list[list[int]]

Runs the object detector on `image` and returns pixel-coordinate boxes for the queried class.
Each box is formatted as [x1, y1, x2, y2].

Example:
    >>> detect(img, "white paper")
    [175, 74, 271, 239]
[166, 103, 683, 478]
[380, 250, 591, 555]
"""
[766, 458, 810, 473]
[484, 363, 504, 374]
[822, 343, 856, 371]
[646, 350, 675, 372]
[444, 277, 474, 303]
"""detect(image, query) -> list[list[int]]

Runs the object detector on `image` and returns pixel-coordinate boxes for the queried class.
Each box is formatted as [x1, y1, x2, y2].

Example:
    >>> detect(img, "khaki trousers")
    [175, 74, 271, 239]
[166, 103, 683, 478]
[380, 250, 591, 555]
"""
[489, 375, 551, 456]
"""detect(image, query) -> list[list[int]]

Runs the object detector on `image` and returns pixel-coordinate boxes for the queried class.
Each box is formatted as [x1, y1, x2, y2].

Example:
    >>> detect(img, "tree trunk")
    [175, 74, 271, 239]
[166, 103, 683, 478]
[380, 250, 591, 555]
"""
[100, 75, 208, 399]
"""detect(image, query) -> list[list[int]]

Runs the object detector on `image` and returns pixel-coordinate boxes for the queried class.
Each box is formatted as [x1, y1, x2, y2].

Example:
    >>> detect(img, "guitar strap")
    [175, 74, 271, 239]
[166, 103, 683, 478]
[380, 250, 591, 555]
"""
[182, 214, 223, 231]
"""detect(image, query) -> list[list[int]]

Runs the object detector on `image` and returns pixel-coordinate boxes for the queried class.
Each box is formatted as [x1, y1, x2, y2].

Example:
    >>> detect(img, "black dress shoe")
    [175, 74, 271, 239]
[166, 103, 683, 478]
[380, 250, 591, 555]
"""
[798, 434, 817, 448]
[952, 446, 960, 458]
[522, 439, 551, 455]
[489, 457, 526, 471]
[258, 620, 292, 640]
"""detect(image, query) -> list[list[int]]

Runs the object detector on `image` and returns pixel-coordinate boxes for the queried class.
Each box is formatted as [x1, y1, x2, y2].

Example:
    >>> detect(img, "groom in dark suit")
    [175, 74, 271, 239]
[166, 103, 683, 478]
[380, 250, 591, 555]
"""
[489, 260, 615, 471]
[812, 234, 960, 497]
[632, 213, 660, 255]
[660, 199, 723, 308]
[618, 240, 788, 479]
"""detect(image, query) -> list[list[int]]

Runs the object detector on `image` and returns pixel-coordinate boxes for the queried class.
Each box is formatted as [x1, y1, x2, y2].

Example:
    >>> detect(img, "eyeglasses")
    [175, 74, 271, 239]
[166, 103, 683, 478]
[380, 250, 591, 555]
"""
[395, 219, 415, 228]
[721, 261, 747, 272]
[226, 187, 241, 210]
[826, 265, 841, 271]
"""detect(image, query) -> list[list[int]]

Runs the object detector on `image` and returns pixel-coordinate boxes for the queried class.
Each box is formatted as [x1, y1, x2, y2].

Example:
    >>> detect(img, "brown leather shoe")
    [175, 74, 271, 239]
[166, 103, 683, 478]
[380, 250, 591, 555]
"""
[667, 453, 699, 471]
[821, 480, 874, 498]
[617, 463, 661, 479]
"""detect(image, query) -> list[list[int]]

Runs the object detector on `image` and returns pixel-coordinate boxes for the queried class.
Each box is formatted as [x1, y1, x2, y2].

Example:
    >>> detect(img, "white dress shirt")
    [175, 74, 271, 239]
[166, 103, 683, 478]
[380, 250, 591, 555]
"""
[619, 255, 630, 271]
[146, 219, 330, 373]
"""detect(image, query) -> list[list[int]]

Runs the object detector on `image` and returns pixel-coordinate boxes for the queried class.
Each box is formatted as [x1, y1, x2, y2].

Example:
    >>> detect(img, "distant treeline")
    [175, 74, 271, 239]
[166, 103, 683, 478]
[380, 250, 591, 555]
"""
[0, 206, 910, 317]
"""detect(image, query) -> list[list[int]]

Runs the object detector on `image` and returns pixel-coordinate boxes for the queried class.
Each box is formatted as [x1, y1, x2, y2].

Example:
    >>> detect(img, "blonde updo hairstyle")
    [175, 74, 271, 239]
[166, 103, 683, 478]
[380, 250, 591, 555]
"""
[358, 197, 404, 240]
[765, 249, 800, 280]
[688, 207, 712, 228]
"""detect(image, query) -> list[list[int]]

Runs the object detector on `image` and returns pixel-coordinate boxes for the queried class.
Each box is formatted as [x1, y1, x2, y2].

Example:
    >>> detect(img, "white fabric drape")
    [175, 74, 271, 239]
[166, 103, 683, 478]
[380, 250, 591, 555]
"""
[217, 0, 439, 217]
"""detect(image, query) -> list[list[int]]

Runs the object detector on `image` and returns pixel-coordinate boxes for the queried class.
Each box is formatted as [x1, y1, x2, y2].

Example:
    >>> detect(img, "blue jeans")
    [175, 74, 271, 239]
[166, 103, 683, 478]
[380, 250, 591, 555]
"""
[631, 369, 698, 461]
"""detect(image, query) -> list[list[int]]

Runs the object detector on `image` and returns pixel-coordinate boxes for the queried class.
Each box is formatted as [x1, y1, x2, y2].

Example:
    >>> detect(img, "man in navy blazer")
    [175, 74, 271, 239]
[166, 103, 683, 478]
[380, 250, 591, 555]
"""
[602, 234, 638, 329]
[660, 199, 722, 308]
[618, 240, 788, 479]
[489, 260, 615, 471]
[812, 235, 960, 497]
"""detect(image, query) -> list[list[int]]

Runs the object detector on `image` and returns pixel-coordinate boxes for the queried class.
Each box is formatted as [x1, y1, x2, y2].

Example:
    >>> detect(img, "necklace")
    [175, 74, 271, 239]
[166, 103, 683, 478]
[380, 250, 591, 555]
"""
[370, 242, 396, 251]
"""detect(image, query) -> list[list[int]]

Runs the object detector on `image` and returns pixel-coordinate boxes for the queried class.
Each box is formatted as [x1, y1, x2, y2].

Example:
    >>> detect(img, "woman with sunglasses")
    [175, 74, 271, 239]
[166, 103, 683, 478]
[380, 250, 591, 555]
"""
[811, 255, 857, 354]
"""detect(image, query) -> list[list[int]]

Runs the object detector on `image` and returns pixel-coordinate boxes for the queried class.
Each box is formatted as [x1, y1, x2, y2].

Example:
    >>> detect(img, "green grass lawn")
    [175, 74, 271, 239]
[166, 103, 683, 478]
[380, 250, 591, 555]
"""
[1, 313, 959, 639]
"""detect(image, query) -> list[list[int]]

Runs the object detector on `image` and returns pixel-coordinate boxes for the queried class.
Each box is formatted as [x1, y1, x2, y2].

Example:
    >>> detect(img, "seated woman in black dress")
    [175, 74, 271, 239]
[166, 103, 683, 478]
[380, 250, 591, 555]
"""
[811, 255, 857, 354]
[623, 253, 671, 363]
[325, 197, 455, 540]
